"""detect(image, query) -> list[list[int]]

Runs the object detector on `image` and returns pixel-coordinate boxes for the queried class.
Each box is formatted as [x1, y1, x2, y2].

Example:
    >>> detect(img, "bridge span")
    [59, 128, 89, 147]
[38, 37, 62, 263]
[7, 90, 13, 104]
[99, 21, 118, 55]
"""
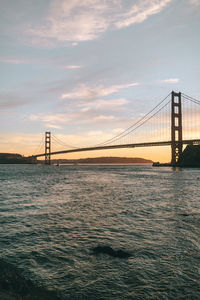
[32, 91, 200, 165]
[34, 139, 200, 158]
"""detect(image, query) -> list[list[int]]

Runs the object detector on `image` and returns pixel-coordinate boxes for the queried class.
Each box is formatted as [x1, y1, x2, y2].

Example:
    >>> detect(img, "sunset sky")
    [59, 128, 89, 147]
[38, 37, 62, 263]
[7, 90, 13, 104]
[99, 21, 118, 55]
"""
[0, 0, 200, 162]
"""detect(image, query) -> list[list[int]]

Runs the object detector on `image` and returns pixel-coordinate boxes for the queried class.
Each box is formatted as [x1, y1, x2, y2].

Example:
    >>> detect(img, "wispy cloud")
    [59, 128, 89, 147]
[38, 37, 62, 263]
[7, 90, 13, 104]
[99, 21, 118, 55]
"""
[0, 57, 29, 64]
[63, 65, 82, 69]
[29, 111, 116, 126]
[27, 0, 173, 45]
[28, 0, 109, 45]
[61, 82, 139, 100]
[29, 113, 68, 123]
[0, 91, 28, 109]
[79, 98, 129, 112]
[87, 130, 103, 137]
[0, 57, 82, 71]
[189, 0, 200, 5]
[115, 0, 172, 28]
[159, 78, 180, 84]
[45, 124, 63, 129]
[94, 115, 115, 121]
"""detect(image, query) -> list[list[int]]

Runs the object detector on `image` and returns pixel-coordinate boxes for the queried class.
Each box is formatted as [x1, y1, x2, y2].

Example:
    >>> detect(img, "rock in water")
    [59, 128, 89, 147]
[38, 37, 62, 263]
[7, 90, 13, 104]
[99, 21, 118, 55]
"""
[91, 246, 131, 258]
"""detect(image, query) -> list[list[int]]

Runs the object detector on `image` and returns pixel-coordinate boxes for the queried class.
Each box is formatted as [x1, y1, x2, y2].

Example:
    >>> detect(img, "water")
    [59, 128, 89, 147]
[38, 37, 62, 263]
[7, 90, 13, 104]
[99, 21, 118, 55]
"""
[0, 164, 200, 299]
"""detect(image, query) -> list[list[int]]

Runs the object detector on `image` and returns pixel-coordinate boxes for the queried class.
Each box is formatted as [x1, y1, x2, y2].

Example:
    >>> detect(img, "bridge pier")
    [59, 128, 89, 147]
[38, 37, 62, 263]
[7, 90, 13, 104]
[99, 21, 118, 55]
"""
[45, 131, 51, 165]
[171, 91, 183, 165]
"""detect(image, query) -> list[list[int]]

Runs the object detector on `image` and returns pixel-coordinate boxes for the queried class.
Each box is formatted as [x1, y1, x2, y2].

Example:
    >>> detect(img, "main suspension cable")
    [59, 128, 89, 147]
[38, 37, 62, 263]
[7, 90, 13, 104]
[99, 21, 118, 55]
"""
[52, 134, 80, 149]
[33, 135, 45, 155]
[103, 99, 171, 144]
[95, 92, 171, 146]
[182, 93, 200, 105]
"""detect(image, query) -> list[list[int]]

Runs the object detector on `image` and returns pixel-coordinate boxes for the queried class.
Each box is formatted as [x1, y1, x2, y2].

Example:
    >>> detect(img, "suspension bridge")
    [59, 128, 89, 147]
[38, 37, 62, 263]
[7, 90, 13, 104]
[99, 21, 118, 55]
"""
[32, 91, 200, 165]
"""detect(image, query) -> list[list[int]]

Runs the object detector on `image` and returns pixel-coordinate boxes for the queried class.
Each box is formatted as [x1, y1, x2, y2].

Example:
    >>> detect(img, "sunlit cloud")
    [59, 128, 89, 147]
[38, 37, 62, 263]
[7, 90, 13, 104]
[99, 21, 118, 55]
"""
[0, 57, 29, 64]
[94, 115, 115, 121]
[112, 128, 124, 135]
[115, 0, 172, 28]
[87, 130, 103, 136]
[29, 111, 116, 126]
[78, 98, 129, 112]
[28, 0, 173, 45]
[0, 57, 81, 70]
[159, 78, 180, 84]
[29, 113, 69, 123]
[28, 0, 109, 44]
[63, 65, 82, 69]
[189, 0, 200, 5]
[45, 124, 63, 129]
[61, 82, 139, 100]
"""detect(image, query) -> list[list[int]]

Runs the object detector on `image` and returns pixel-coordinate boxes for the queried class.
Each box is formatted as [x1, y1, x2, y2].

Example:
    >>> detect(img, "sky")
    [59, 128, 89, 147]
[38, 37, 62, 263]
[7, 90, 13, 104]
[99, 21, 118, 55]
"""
[0, 0, 200, 162]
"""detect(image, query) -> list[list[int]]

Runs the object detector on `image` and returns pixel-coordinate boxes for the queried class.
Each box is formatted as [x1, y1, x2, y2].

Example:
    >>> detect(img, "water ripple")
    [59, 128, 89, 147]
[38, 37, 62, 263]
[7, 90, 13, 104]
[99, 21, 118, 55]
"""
[0, 164, 199, 299]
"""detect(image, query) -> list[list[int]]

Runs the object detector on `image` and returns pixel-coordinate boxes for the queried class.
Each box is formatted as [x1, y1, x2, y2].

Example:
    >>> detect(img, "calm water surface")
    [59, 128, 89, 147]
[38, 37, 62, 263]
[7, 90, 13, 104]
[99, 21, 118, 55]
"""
[0, 164, 200, 299]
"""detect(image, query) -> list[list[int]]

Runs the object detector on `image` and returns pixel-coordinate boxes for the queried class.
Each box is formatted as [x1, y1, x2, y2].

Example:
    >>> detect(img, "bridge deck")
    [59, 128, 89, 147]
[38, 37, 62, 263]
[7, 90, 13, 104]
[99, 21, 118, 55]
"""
[34, 139, 200, 158]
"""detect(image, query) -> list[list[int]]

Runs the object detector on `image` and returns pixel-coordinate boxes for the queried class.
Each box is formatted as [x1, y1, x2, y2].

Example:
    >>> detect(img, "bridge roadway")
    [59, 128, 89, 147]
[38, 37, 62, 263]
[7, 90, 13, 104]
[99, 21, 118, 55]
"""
[34, 139, 200, 158]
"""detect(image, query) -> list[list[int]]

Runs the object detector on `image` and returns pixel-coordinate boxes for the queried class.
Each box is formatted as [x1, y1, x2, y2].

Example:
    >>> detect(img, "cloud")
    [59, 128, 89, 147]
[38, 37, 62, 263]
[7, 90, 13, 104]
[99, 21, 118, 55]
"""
[0, 56, 82, 71]
[28, 0, 173, 45]
[61, 82, 139, 100]
[0, 57, 29, 64]
[63, 65, 82, 69]
[159, 78, 180, 83]
[189, 0, 200, 5]
[28, 0, 109, 44]
[29, 113, 69, 124]
[111, 128, 124, 135]
[94, 115, 115, 121]
[115, 0, 172, 28]
[90, 98, 129, 109]
[87, 130, 103, 136]
[79, 98, 129, 112]
[0, 92, 27, 109]
[45, 124, 63, 129]
[29, 81, 133, 131]
[30, 111, 116, 125]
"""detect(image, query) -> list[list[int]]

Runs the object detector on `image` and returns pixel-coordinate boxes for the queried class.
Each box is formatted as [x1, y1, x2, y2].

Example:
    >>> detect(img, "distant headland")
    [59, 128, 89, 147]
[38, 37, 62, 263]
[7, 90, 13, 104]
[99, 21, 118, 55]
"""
[0, 153, 33, 164]
[51, 156, 153, 164]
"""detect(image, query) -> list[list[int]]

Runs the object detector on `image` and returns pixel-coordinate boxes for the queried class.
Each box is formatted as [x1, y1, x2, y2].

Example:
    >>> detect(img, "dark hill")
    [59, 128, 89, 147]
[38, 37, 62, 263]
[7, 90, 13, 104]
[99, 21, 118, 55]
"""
[178, 145, 200, 167]
[0, 153, 36, 164]
[77, 156, 152, 164]
[0, 153, 24, 164]
[51, 156, 153, 164]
